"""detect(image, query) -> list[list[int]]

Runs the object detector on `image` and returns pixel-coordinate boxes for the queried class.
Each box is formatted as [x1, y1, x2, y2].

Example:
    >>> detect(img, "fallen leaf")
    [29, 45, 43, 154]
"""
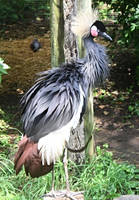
[103, 111, 109, 115]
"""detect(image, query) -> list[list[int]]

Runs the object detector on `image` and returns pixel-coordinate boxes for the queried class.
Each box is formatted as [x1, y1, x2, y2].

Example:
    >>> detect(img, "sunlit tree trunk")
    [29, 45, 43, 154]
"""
[50, 0, 64, 67]
[63, 0, 79, 62]
[51, 0, 95, 162]
[78, 0, 95, 159]
[63, 0, 86, 163]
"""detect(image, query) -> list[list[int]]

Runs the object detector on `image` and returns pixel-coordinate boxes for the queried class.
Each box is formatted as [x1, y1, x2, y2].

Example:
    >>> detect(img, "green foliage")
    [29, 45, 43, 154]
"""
[0, 134, 11, 148]
[94, 0, 139, 46]
[135, 65, 139, 85]
[0, 0, 50, 24]
[128, 100, 139, 116]
[93, 0, 139, 84]
[0, 58, 10, 84]
[0, 154, 65, 200]
[0, 106, 18, 135]
[0, 145, 138, 200]
[73, 145, 139, 200]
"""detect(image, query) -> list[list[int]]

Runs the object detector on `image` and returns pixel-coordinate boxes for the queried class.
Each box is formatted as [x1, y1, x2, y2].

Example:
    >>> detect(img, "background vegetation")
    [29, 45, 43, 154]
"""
[0, 0, 50, 23]
[0, 58, 10, 84]
[94, 0, 139, 86]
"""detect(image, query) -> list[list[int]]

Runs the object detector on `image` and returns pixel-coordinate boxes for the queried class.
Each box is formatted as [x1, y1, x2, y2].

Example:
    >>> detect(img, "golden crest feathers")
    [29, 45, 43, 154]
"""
[71, 8, 98, 38]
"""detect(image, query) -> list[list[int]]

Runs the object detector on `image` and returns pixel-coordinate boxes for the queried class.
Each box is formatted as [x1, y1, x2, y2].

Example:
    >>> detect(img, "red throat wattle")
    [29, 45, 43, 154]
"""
[91, 29, 98, 37]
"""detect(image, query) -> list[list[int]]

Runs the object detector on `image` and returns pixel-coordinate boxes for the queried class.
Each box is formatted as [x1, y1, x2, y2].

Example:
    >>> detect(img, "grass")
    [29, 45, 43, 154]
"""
[73, 145, 139, 200]
[0, 145, 138, 200]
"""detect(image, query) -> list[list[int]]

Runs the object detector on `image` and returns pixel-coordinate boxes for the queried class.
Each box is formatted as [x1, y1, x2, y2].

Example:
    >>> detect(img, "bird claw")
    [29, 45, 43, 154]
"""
[42, 189, 57, 198]
[65, 192, 77, 200]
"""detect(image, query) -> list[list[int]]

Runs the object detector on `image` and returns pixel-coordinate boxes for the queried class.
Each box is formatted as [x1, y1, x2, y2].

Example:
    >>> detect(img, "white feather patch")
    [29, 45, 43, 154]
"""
[38, 85, 84, 165]
[71, 8, 98, 38]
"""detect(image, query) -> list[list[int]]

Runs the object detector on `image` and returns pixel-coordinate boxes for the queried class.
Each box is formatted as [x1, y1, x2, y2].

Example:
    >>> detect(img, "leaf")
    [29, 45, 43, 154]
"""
[99, 105, 105, 109]
[0, 67, 8, 74]
[128, 105, 134, 112]
[103, 111, 109, 115]
[131, 23, 136, 31]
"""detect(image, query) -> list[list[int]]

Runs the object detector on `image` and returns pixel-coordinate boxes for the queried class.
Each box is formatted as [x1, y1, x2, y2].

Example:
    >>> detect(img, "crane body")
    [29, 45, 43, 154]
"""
[14, 8, 112, 198]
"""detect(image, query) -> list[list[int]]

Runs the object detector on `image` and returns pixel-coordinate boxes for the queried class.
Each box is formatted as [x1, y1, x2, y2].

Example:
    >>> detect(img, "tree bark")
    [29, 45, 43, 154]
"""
[84, 89, 95, 158]
[63, 0, 79, 62]
[51, 0, 95, 162]
[51, 0, 64, 67]
[77, 0, 95, 159]
[63, 0, 86, 163]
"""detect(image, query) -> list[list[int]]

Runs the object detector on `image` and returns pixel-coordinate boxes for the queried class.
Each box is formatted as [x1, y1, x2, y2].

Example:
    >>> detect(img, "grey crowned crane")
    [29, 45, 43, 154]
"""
[14, 9, 112, 198]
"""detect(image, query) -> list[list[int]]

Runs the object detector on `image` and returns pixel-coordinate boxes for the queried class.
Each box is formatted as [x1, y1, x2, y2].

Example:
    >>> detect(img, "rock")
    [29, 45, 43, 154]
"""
[113, 195, 139, 200]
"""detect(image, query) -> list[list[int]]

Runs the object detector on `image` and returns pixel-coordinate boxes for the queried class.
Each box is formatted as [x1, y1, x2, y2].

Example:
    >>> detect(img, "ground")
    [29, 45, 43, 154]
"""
[94, 89, 139, 167]
[0, 20, 138, 168]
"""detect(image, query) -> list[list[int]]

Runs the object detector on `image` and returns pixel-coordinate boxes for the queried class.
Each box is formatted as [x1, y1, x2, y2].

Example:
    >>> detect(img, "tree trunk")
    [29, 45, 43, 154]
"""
[51, 0, 95, 162]
[77, 0, 95, 159]
[84, 89, 95, 158]
[63, 0, 85, 163]
[63, 0, 79, 62]
[50, 0, 64, 67]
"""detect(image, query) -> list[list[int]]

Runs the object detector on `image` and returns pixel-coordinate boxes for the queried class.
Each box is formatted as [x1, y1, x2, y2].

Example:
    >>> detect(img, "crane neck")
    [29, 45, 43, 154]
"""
[83, 35, 100, 56]
[83, 35, 96, 52]
[81, 35, 109, 90]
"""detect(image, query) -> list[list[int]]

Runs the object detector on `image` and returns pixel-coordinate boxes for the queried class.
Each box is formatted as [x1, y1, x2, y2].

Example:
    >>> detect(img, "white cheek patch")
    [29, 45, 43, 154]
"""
[91, 25, 98, 37]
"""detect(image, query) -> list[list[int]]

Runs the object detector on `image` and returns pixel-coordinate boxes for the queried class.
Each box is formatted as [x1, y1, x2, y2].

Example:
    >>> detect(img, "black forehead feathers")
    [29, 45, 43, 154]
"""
[92, 20, 106, 32]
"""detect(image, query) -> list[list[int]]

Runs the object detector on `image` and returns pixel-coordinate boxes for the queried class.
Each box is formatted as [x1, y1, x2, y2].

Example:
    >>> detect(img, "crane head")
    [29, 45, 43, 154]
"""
[90, 20, 112, 41]
[71, 8, 112, 41]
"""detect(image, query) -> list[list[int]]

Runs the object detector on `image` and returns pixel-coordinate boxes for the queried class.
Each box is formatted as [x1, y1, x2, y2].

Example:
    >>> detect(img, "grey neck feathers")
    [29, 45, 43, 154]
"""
[82, 35, 109, 89]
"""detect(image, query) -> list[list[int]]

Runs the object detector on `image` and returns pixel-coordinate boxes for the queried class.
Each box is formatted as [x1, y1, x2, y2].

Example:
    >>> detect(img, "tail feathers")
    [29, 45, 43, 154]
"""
[14, 136, 53, 178]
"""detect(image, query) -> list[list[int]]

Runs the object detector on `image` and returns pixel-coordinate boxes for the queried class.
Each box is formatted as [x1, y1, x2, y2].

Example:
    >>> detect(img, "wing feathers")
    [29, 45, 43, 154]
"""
[21, 64, 83, 142]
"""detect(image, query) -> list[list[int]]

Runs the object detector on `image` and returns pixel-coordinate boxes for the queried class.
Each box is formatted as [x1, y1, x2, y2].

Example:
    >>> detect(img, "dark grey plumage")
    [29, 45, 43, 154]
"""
[30, 39, 41, 52]
[82, 36, 109, 88]
[21, 63, 84, 142]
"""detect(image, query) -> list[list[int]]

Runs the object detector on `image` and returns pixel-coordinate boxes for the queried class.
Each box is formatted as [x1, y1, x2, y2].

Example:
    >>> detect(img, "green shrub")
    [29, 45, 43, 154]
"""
[73, 145, 139, 200]
[128, 100, 139, 116]
[0, 58, 10, 84]
[0, 0, 50, 24]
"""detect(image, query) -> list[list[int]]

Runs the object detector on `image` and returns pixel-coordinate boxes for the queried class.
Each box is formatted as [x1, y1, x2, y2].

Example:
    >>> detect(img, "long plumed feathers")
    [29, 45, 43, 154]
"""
[21, 63, 85, 142]
[71, 8, 98, 37]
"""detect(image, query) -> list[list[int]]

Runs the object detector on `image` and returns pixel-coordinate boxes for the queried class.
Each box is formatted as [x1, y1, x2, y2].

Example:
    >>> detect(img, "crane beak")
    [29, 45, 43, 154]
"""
[98, 31, 112, 41]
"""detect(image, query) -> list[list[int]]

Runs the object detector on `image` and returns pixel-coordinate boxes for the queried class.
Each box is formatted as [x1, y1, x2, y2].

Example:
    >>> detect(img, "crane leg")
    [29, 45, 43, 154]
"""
[42, 150, 83, 200]
[63, 147, 80, 200]
[63, 147, 70, 191]
[51, 167, 55, 193]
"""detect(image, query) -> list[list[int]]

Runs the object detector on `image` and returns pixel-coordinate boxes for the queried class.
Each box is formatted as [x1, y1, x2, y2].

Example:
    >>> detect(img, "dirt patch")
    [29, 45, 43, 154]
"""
[0, 21, 51, 94]
[94, 86, 139, 167]
[95, 104, 139, 167]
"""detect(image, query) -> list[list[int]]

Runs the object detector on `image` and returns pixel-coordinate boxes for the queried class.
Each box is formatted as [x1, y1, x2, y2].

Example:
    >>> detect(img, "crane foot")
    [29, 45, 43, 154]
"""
[42, 190, 84, 200]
